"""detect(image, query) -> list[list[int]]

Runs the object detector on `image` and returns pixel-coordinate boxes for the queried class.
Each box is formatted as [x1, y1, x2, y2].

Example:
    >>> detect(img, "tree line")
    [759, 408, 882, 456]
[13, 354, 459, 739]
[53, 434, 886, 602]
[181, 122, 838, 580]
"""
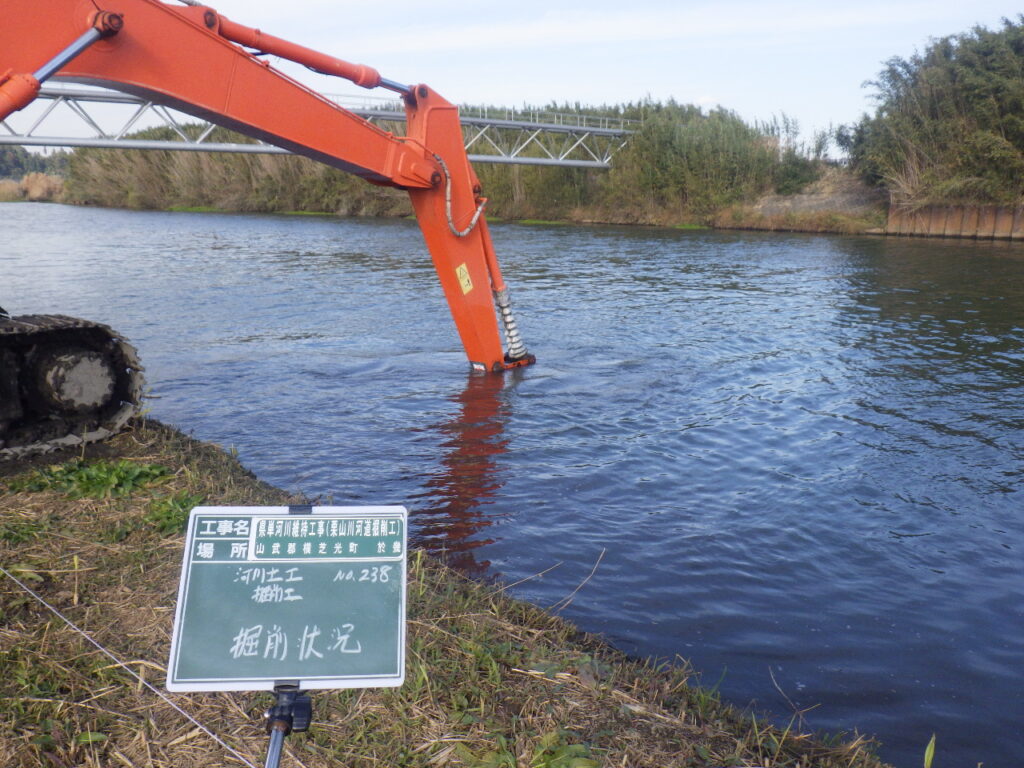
[57, 16, 1024, 218]
[840, 15, 1024, 206]
[0, 146, 67, 179]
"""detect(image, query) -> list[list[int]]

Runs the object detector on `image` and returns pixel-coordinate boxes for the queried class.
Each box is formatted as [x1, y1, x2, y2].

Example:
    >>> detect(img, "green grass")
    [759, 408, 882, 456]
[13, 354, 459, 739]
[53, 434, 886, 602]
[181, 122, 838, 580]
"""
[0, 419, 893, 768]
[144, 490, 205, 535]
[924, 734, 937, 768]
[166, 204, 220, 213]
[6, 459, 170, 499]
[0, 516, 51, 544]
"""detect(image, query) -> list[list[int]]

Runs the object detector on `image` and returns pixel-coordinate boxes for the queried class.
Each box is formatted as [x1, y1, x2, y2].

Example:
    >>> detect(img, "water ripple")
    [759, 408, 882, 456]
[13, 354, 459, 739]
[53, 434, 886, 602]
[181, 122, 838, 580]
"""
[5, 205, 1024, 767]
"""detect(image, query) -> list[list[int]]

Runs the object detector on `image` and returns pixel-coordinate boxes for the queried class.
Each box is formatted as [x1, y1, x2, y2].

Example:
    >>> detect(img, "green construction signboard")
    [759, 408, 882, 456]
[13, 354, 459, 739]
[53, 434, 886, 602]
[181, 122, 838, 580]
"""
[167, 506, 407, 692]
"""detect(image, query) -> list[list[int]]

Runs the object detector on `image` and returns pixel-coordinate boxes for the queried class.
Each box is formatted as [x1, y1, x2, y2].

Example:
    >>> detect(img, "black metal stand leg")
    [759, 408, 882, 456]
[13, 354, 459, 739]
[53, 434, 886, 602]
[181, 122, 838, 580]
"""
[265, 725, 287, 768]
[263, 682, 312, 768]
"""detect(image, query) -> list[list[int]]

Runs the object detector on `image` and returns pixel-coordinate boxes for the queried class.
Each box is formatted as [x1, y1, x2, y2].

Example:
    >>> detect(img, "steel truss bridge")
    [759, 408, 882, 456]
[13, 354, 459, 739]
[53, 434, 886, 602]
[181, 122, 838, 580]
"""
[0, 85, 636, 169]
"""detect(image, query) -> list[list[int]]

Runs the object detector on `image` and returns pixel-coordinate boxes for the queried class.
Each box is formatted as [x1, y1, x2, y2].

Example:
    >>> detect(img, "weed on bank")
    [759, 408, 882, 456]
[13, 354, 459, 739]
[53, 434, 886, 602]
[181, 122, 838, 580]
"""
[0, 420, 889, 767]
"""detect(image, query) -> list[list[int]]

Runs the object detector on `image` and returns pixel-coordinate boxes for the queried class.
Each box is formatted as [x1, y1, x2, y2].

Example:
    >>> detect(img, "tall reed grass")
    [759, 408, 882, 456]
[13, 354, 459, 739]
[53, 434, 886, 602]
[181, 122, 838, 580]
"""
[65, 104, 827, 224]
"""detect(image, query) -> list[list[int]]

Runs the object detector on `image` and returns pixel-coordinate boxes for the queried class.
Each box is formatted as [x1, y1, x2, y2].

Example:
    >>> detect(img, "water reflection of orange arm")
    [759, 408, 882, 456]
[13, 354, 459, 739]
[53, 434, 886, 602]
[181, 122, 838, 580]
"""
[413, 372, 517, 575]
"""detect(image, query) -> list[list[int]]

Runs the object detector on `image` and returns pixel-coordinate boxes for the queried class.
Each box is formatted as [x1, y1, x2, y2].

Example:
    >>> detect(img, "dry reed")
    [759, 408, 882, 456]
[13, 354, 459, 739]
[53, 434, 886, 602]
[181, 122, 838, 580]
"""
[0, 420, 891, 768]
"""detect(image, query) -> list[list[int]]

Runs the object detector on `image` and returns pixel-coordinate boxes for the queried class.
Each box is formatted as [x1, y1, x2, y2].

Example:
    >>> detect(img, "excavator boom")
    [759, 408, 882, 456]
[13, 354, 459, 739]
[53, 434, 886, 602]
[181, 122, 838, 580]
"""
[0, 0, 533, 373]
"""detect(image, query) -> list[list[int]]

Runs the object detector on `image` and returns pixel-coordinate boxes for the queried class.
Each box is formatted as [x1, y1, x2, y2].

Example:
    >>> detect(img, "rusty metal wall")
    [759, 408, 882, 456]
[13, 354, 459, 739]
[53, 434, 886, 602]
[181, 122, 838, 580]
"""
[886, 205, 1024, 239]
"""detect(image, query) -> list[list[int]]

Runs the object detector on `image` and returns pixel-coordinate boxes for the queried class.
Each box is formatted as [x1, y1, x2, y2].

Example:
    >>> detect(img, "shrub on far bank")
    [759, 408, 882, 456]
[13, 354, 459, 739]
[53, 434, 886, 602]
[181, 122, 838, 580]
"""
[842, 16, 1024, 206]
[598, 104, 778, 221]
[713, 205, 886, 235]
[0, 173, 64, 202]
[20, 172, 62, 201]
[0, 179, 21, 202]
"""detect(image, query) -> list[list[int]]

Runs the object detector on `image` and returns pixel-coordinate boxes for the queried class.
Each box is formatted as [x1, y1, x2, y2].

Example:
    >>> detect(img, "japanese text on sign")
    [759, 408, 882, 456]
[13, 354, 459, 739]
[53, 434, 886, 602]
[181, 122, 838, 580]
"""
[167, 506, 407, 693]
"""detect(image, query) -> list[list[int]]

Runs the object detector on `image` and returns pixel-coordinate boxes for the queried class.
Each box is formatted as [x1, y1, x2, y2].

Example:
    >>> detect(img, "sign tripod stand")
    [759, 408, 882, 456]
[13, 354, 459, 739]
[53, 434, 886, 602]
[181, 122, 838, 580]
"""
[167, 505, 408, 767]
[263, 682, 312, 768]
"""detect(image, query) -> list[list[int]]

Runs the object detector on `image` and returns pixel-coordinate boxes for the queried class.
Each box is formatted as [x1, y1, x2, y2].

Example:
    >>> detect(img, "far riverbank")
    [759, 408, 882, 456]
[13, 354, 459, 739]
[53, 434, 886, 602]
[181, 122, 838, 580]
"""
[6, 164, 889, 236]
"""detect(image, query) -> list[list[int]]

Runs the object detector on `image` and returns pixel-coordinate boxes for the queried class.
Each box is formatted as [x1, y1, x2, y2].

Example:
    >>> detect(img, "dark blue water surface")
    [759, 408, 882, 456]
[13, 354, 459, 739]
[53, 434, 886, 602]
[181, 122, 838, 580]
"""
[4, 203, 1023, 767]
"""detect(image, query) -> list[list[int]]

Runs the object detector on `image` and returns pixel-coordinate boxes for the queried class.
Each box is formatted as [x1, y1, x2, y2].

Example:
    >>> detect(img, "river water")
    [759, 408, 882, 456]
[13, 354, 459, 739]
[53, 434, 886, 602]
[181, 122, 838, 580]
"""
[4, 203, 1023, 766]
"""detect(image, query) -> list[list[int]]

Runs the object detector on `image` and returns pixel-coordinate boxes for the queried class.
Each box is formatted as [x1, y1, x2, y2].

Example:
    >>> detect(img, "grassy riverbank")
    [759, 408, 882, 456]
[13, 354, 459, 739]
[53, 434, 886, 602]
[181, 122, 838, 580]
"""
[61, 105, 850, 233]
[60, 144, 885, 236]
[56, 107, 888, 235]
[0, 420, 890, 767]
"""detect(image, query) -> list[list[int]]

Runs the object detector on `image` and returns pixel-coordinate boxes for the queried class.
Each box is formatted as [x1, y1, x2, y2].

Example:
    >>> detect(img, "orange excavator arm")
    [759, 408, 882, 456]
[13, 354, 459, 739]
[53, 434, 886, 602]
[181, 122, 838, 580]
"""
[0, 0, 532, 372]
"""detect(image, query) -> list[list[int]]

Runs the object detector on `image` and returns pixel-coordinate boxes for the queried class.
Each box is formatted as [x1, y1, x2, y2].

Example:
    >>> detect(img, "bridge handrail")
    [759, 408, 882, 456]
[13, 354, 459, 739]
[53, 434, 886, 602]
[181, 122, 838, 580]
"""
[320, 93, 642, 133]
[29, 86, 637, 135]
[7, 86, 632, 168]
[457, 105, 642, 132]
[310, 92, 644, 132]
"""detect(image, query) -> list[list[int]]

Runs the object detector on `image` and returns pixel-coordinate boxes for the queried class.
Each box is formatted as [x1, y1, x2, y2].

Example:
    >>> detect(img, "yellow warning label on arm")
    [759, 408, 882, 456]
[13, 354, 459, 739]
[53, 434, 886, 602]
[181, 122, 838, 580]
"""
[456, 263, 473, 294]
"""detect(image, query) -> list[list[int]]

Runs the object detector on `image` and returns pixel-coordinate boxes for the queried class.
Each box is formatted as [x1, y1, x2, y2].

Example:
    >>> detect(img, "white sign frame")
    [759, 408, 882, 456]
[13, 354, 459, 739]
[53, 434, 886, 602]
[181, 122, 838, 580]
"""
[167, 506, 407, 692]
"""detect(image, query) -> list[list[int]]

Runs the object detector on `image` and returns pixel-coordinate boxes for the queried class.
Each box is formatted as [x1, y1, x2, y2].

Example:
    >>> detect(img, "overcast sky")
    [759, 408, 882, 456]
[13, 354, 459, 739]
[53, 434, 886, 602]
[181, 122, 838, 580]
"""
[190, 0, 1022, 137]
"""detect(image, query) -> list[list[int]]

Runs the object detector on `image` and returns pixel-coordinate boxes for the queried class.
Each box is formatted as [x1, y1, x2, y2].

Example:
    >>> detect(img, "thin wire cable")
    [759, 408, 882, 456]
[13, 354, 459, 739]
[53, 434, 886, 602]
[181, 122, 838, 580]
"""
[0, 565, 260, 768]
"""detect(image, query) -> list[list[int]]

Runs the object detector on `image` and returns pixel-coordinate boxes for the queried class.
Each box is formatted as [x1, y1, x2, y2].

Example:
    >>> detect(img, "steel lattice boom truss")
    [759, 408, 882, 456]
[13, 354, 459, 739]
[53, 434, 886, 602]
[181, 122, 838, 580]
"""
[1, 86, 634, 169]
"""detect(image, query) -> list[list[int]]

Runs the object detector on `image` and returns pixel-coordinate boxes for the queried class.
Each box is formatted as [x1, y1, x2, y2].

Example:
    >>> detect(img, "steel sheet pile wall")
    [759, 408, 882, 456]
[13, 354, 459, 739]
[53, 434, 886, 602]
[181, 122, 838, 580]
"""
[886, 205, 1024, 239]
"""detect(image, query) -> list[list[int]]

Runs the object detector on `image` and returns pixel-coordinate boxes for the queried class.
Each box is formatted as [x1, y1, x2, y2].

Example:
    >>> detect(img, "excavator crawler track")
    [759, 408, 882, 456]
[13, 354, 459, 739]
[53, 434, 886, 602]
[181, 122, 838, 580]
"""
[0, 314, 144, 460]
